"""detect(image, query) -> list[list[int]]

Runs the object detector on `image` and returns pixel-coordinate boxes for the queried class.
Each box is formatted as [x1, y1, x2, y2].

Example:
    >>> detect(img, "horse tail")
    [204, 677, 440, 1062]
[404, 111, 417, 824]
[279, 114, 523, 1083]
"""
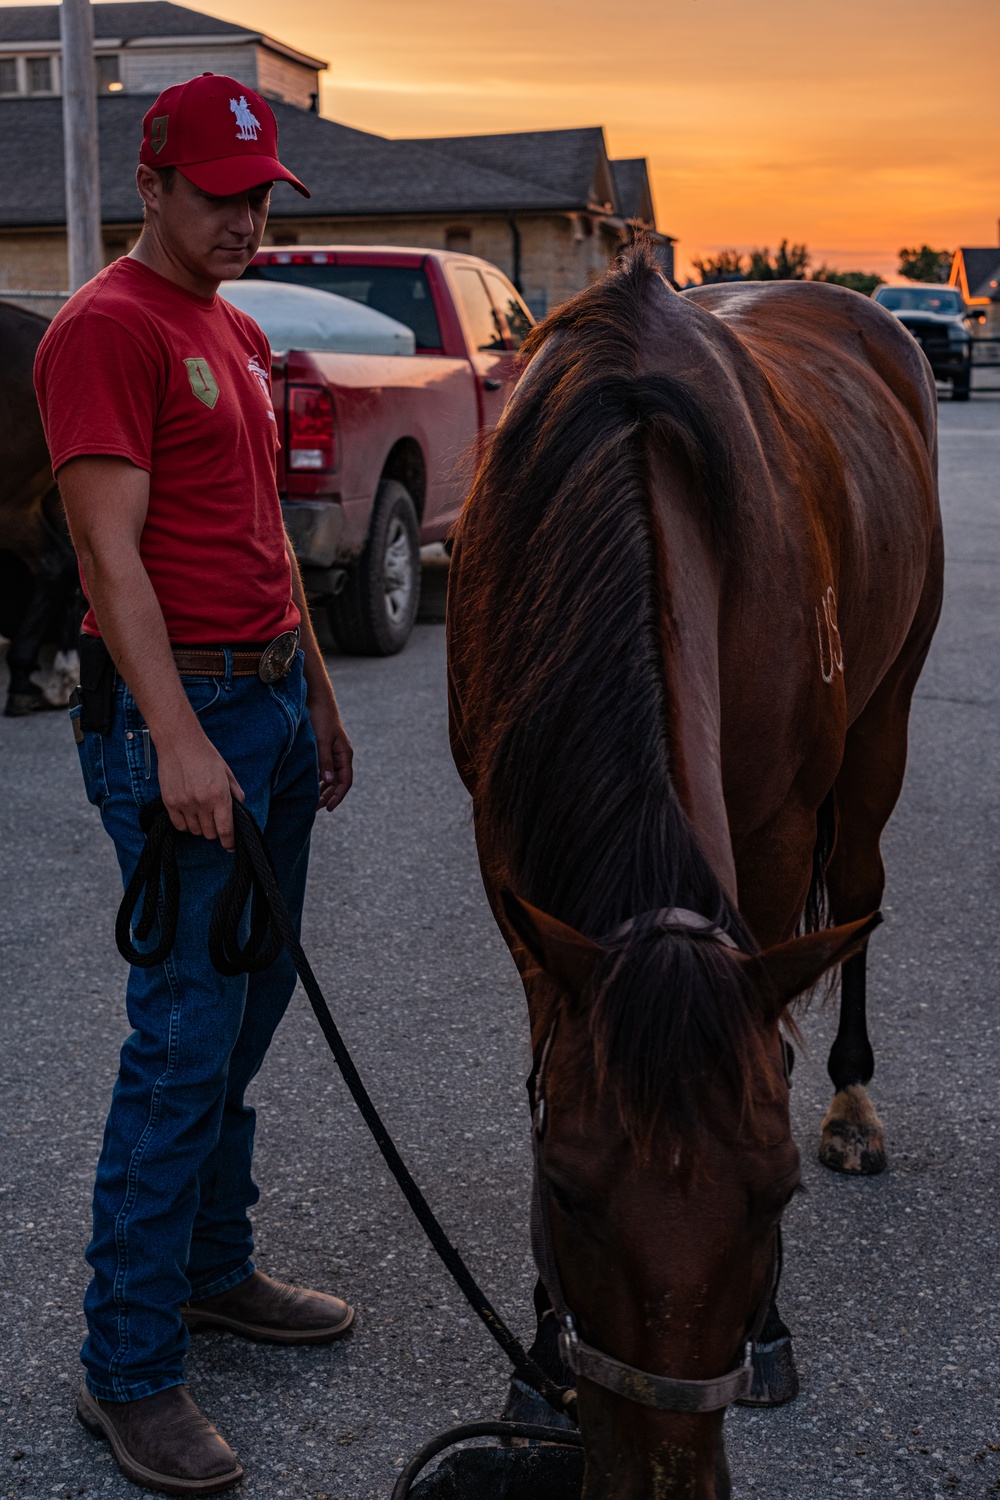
[802, 787, 836, 934]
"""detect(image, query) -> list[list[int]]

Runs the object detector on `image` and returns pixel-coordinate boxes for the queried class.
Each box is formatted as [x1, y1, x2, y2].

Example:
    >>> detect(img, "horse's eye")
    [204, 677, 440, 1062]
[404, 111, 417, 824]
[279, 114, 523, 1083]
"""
[545, 1174, 602, 1225]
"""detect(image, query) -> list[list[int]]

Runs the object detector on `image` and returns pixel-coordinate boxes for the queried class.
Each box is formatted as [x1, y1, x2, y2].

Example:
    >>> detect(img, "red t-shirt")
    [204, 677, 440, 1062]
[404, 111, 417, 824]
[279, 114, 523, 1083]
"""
[34, 256, 299, 644]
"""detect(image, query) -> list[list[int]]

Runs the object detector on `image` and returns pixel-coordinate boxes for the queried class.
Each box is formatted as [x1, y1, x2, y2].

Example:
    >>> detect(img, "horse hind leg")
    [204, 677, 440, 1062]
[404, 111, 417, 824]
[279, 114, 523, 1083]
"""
[820, 950, 887, 1174]
[819, 581, 939, 1175]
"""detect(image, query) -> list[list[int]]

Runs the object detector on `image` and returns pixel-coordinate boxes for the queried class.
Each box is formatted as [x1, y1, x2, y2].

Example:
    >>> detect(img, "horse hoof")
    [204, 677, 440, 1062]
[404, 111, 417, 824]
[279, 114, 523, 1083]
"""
[819, 1085, 887, 1175]
[736, 1333, 799, 1407]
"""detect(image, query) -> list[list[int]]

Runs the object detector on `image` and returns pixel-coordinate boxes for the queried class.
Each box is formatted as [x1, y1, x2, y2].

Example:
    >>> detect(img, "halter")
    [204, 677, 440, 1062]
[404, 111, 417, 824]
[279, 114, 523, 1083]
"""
[530, 906, 779, 1414]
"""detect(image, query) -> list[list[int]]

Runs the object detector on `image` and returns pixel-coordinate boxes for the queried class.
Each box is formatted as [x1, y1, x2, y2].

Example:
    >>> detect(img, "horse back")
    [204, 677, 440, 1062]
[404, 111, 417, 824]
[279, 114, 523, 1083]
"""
[675, 279, 941, 724]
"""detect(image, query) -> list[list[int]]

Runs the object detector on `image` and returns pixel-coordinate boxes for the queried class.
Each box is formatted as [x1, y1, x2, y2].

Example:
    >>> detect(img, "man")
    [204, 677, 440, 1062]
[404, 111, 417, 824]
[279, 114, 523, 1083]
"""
[34, 75, 355, 1495]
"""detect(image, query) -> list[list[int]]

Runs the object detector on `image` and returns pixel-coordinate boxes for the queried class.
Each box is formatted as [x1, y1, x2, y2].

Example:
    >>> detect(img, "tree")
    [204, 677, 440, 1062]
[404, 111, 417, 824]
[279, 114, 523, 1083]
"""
[812, 266, 884, 297]
[898, 245, 952, 283]
[691, 240, 884, 295]
[691, 249, 745, 283]
[745, 239, 810, 280]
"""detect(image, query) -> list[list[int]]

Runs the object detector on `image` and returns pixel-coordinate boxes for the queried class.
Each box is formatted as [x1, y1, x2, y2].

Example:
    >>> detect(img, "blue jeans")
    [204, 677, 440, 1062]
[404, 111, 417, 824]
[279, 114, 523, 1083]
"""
[73, 651, 318, 1401]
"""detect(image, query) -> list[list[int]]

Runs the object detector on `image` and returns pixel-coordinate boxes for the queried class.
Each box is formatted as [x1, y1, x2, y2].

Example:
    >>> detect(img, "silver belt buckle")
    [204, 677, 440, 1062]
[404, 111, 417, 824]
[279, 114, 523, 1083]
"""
[258, 629, 299, 684]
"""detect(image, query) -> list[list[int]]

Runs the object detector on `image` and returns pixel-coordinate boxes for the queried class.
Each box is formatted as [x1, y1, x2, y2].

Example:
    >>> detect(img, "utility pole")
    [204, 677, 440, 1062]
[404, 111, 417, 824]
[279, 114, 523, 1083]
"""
[60, 0, 102, 292]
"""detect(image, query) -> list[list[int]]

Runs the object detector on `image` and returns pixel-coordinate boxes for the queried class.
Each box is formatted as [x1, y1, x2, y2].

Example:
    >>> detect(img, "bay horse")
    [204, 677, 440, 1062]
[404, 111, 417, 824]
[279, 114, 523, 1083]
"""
[446, 244, 942, 1498]
[0, 299, 81, 717]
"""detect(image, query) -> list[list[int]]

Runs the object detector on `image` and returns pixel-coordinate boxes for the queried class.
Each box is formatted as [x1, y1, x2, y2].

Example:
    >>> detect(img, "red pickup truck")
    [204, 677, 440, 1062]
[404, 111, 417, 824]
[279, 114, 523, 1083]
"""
[241, 246, 534, 655]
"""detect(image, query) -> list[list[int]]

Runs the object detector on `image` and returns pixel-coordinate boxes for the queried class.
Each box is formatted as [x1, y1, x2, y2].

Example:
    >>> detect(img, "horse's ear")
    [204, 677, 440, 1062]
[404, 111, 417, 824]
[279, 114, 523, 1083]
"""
[744, 912, 882, 1017]
[501, 889, 604, 998]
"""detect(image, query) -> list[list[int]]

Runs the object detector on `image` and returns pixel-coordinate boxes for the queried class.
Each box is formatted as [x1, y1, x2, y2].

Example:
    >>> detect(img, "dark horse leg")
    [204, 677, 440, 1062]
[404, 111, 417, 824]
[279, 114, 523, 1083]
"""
[4, 534, 80, 718]
[819, 538, 942, 1174]
[819, 951, 886, 1173]
[736, 1227, 798, 1408]
[501, 1278, 578, 1429]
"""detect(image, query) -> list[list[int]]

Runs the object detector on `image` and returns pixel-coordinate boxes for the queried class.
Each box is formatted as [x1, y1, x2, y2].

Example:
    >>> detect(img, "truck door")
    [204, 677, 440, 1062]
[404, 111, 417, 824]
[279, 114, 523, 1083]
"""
[449, 265, 513, 433]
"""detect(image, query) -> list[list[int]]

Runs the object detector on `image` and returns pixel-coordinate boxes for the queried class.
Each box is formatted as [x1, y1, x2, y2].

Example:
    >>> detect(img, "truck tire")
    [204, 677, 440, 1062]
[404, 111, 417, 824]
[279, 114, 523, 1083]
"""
[952, 372, 971, 401]
[328, 479, 420, 656]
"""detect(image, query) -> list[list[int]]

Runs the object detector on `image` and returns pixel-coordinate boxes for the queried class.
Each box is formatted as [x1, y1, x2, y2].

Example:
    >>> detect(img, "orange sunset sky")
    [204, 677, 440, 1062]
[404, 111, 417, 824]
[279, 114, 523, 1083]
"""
[13, 0, 1000, 280]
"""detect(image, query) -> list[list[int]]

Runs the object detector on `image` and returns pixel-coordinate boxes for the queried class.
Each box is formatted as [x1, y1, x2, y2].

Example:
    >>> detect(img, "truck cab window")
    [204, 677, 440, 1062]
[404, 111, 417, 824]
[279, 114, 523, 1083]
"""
[484, 273, 534, 350]
[451, 268, 506, 352]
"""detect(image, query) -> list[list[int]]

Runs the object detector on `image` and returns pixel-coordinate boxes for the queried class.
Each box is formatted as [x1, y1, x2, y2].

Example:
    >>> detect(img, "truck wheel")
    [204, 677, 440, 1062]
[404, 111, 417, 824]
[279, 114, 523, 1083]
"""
[952, 373, 971, 402]
[328, 479, 420, 656]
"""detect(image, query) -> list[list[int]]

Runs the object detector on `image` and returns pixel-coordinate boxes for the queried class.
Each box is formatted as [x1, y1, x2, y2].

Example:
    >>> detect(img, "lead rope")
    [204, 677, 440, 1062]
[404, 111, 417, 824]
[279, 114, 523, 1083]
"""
[116, 797, 577, 1433]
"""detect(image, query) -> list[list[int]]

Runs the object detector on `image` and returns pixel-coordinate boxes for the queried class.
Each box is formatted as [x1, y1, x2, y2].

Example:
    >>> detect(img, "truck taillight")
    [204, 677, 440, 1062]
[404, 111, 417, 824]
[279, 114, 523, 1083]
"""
[287, 386, 335, 471]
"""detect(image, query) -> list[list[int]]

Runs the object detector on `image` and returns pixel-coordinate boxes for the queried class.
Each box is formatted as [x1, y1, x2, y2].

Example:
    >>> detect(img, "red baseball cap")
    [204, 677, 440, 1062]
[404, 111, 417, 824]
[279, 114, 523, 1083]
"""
[139, 73, 310, 198]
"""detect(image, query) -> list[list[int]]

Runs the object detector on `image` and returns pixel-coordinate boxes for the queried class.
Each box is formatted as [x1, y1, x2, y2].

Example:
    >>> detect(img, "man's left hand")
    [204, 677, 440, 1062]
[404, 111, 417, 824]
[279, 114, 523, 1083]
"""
[308, 694, 354, 811]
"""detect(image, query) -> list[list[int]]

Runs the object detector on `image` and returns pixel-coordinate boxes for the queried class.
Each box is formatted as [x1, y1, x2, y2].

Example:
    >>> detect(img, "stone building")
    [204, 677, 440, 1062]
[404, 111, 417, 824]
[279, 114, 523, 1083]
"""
[0, 1, 326, 110]
[0, 1, 672, 319]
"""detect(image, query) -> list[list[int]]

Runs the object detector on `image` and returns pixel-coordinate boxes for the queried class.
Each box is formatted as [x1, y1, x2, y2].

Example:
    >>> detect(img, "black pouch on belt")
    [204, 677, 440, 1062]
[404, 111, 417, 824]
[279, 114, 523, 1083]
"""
[77, 634, 115, 734]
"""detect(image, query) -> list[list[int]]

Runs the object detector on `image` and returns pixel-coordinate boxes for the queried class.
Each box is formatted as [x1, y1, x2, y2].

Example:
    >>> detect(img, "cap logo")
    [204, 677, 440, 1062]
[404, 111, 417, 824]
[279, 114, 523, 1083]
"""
[230, 96, 261, 142]
[150, 114, 168, 154]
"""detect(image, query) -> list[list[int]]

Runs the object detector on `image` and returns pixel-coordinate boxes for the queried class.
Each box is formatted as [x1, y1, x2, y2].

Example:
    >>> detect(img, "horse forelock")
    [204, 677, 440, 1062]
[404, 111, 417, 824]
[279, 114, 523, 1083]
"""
[459, 240, 762, 1144]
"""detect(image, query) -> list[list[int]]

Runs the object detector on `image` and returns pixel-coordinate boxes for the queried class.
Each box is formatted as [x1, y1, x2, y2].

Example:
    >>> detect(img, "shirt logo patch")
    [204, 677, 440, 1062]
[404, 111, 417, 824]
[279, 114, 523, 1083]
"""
[184, 356, 220, 410]
[247, 354, 269, 393]
[230, 96, 261, 141]
[150, 114, 168, 154]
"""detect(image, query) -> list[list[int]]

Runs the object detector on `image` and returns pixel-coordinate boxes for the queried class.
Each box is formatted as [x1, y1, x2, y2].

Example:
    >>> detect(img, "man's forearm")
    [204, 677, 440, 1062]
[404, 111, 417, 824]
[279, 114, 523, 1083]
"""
[79, 539, 203, 749]
[285, 540, 338, 710]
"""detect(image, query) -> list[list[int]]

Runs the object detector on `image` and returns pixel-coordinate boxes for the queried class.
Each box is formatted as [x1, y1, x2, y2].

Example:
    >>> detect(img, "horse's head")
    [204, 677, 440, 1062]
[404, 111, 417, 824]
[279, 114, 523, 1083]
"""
[503, 890, 878, 1500]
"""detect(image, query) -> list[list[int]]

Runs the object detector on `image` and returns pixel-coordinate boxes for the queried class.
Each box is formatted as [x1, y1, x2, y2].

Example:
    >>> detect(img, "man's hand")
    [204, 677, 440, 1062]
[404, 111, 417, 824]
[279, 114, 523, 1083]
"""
[157, 729, 245, 850]
[307, 691, 353, 811]
[284, 536, 354, 812]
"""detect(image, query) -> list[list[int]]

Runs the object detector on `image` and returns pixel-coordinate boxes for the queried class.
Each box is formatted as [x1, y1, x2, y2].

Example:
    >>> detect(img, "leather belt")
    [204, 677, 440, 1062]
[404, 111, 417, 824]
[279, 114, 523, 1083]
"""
[172, 630, 300, 684]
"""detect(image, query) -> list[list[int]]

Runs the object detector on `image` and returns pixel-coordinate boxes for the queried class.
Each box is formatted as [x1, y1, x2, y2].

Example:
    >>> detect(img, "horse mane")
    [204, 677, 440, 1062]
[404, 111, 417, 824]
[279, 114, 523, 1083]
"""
[459, 241, 771, 1143]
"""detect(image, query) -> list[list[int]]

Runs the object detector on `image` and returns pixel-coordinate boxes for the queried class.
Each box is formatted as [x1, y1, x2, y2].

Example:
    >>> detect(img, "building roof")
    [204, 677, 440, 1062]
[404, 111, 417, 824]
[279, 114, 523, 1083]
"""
[951, 247, 1000, 302]
[610, 159, 654, 223]
[0, 1, 253, 43]
[400, 127, 620, 213]
[0, 96, 666, 230]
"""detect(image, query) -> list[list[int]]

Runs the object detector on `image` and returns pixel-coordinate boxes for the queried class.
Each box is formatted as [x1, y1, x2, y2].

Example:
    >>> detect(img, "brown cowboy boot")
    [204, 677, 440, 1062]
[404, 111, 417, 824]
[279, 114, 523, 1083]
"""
[76, 1383, 243, 1495]
[183, 1269, 354, 1345]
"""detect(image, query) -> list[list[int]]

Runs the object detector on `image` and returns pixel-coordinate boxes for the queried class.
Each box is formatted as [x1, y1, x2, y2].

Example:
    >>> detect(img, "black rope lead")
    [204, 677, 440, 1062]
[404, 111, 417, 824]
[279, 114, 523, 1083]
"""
[115, 797, 576, 1425]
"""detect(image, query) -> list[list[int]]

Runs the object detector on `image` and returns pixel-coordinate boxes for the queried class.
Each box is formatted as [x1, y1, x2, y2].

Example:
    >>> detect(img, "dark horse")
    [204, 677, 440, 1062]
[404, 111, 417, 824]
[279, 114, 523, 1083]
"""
[446, 245, 942, 1498]
[0, 299, 81, 717]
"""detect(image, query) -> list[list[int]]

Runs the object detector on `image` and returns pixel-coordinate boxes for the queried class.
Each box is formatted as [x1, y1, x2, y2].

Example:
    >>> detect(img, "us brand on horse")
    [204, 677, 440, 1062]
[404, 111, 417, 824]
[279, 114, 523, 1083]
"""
[447, 242, 942, 1498]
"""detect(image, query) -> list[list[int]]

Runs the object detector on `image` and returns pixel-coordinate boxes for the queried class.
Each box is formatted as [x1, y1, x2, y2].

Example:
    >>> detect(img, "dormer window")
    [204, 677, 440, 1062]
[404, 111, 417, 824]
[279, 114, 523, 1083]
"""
[97, 54, 123, 93]
[0, 58, 18, 95]
[26, 55, 54, 94]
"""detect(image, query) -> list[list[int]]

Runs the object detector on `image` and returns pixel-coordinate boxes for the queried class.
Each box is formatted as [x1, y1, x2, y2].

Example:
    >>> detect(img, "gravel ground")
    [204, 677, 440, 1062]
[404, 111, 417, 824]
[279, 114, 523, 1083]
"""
[1, 384, 998, 1500]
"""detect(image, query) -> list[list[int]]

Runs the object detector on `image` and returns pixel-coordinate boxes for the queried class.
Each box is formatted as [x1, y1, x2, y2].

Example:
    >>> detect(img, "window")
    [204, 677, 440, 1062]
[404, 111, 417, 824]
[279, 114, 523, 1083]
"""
[243, 263, 442, 350]
[484, 271, 534, 350]
[445, 227, 472, 253]
[0, 58, 19, 95]
[26, 56, 53, 94]
[451, 267, 505, 352]
[96, 54, 122, 93]
[874, 287, 964, 315]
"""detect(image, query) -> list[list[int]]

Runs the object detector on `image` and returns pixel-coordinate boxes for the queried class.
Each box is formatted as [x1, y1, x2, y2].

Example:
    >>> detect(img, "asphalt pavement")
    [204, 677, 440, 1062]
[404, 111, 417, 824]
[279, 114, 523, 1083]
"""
[2, 378, 999, 1500]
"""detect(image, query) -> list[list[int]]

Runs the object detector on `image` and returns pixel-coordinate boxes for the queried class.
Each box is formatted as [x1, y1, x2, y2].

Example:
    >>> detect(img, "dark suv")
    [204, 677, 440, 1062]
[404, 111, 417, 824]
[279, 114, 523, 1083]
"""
[872, 284, 972, 400]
